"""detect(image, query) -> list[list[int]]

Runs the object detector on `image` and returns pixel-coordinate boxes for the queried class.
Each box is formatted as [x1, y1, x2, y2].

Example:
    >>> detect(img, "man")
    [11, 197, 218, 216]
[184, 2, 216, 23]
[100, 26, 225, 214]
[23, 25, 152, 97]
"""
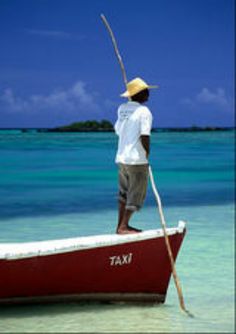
[114, 77, 158, 234]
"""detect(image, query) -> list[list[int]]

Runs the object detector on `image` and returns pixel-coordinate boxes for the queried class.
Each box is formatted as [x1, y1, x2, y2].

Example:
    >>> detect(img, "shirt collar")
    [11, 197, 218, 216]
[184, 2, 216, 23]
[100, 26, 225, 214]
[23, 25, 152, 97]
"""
[126, 101, 141, 106]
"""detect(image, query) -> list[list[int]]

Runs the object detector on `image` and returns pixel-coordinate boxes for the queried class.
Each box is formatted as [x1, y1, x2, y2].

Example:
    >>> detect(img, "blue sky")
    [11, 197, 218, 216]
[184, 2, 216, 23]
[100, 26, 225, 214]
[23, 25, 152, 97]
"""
[0, 0, 234, 128]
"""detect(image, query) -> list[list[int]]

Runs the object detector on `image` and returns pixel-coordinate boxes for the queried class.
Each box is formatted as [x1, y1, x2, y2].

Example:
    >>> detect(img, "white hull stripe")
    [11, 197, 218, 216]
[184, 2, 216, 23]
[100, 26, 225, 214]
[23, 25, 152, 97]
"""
[0, 221, 186, 260]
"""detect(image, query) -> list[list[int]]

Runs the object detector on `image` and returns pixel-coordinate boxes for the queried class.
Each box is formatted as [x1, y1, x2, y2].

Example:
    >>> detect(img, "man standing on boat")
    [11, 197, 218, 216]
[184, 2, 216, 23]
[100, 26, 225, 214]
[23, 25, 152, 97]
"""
[114, 77, 158, 234]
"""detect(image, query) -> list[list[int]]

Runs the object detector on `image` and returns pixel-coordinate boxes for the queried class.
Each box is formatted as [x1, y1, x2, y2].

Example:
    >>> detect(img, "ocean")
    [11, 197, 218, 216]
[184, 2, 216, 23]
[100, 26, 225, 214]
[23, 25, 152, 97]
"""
[0, 130, 234, 333]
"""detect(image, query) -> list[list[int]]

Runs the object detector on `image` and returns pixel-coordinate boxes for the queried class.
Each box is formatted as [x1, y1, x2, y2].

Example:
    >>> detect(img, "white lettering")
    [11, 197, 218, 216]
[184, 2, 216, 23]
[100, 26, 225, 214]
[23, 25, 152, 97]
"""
[109, 256, 116, 266]
[121, 254, 129, 264]
[128, 253, 132, 264]
[109, 253, 133, 266]
[115, 256, 122, 265]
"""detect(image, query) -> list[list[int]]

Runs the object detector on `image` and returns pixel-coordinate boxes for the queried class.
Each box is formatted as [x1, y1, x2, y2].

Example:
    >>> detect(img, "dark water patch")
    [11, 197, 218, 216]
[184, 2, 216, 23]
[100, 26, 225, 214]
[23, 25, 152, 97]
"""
[0, 187, 234, 220]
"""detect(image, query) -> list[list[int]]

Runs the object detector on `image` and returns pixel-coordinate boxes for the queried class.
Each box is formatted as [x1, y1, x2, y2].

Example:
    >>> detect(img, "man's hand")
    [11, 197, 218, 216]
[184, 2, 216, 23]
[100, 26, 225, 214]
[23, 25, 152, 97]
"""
[140, 135, 150, 158]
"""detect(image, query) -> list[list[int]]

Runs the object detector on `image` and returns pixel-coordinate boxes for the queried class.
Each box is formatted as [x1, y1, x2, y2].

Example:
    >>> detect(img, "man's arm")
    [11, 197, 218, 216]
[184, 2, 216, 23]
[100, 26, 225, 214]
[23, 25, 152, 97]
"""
[114, 120, 120, 135]
[140, 135, 150, 158]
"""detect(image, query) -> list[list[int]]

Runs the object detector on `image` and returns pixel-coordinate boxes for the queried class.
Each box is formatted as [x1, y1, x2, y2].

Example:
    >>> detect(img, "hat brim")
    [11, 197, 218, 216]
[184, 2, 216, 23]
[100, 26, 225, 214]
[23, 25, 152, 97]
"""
[120, 85, 159, 97]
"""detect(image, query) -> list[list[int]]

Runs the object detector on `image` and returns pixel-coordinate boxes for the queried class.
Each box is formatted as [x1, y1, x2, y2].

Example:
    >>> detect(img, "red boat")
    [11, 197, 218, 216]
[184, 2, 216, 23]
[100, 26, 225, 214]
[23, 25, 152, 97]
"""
[0, 221, 186, 304]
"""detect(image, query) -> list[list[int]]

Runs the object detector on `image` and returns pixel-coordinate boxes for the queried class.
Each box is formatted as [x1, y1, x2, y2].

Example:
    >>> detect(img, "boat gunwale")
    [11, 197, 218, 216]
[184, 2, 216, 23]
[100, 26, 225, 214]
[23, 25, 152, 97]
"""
[0, 221, 186, 261]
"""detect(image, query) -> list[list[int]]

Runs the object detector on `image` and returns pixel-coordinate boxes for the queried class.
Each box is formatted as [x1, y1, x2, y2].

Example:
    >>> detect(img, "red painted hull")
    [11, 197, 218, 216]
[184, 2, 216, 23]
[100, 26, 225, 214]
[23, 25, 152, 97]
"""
[0, 226, 186, 304]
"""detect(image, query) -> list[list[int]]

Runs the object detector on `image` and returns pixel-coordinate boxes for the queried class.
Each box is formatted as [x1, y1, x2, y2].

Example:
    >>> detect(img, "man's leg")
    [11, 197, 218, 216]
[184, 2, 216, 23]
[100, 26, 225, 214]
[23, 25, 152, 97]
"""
[117, 200, 126, 228]
[116, 164, 149, 234]
[116, 164, 142, 234]
[116, 201, 141, 234]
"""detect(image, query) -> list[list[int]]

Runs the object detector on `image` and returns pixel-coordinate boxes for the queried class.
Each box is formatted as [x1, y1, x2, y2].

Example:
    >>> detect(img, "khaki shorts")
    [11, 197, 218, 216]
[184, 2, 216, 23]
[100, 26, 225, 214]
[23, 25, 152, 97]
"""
[118, 163, 149, 211]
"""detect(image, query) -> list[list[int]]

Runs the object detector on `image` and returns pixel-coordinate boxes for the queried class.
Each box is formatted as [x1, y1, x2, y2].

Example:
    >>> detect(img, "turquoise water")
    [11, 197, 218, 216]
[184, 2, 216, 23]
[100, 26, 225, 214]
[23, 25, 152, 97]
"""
[0, 130, 235, 332]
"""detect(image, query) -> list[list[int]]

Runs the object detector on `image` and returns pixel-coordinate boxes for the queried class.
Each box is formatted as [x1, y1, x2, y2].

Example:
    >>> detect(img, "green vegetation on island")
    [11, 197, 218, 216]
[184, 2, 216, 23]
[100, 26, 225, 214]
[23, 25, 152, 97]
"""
[45, 122, 234, 133]
[151, 126, 234, 133]
[48, 120, 114, 132]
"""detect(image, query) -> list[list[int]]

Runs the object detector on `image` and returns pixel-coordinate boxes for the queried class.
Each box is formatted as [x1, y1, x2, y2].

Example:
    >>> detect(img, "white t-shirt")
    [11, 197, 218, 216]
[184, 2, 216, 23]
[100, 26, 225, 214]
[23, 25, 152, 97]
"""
[114, 101, 153, 165]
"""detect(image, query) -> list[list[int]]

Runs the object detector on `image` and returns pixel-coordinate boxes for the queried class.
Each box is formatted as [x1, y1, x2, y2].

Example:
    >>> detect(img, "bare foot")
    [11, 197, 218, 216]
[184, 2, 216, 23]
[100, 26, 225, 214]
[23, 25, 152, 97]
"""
[116, 226, 142, 235]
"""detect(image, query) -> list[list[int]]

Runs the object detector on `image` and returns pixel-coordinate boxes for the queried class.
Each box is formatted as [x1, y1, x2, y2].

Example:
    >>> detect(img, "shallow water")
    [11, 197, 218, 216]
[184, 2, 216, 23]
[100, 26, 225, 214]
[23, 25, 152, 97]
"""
[0, 131, 234, 332]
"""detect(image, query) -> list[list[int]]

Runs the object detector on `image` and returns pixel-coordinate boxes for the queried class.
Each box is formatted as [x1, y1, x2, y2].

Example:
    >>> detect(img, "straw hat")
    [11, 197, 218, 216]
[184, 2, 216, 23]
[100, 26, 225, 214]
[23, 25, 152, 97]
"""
[120, 77, 159, 97]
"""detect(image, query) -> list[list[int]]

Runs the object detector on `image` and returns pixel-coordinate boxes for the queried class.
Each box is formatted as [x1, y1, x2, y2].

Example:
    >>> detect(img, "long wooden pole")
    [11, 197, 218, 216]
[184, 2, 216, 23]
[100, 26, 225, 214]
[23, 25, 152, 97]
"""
[148, 167, 193, 317]
[100, 13, 192, 317]
[101, 14, 128, 88]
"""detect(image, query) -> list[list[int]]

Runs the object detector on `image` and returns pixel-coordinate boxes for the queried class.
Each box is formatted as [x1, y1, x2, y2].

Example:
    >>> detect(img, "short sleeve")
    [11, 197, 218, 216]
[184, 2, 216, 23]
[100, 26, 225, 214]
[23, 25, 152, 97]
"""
[140, 107, 153, 135]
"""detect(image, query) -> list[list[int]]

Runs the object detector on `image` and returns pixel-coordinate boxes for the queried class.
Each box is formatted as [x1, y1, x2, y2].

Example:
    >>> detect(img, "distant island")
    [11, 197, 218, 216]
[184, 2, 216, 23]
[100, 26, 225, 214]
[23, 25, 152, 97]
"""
[0, 121, 234, 133]
[46, 120, 114, 132]
[152, 126, 235, 133]
[41, 122, 234, 133]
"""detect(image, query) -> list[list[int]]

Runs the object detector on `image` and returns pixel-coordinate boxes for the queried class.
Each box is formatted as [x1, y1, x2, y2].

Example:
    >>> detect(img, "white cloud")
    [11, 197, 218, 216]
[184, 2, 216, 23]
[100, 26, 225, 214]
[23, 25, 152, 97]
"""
[196, 88, 229, 107]
[181, 87, 233, 111]
[0, 81, 100, 114]
[26, 29, 85, 41]
[0, 88, 29, 112]
[180, 97, 195, 107]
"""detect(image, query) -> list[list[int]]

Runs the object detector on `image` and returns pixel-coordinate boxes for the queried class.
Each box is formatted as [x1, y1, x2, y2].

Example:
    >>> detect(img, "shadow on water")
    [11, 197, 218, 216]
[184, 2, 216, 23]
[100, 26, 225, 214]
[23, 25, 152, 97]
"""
[0, 301, 200, 333]
[0, 300, 165, 319]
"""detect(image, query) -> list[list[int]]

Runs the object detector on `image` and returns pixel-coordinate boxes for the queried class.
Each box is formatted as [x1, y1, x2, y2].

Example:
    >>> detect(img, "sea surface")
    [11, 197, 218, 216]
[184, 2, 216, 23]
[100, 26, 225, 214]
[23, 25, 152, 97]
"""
[0, 130, 235, 333]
